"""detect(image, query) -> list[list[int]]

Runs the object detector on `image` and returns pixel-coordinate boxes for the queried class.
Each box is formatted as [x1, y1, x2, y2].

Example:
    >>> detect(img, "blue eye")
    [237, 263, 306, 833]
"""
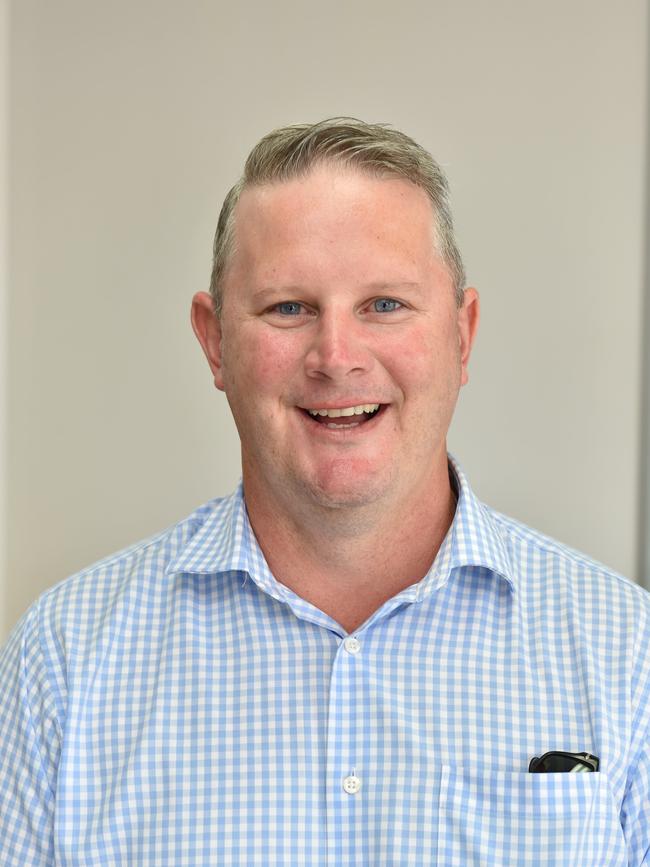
[373, 298, 401, 313]
[275, 302, 303, 316]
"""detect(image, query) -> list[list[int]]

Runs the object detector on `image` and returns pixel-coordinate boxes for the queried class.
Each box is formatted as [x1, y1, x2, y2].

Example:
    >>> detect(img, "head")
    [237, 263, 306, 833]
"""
[209, 117, 466, 317]
[192, 118, 479, 519]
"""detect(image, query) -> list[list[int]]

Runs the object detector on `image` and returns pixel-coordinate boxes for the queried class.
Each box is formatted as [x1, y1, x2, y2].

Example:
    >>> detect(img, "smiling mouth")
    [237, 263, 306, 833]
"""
[300, 403, 385, 429]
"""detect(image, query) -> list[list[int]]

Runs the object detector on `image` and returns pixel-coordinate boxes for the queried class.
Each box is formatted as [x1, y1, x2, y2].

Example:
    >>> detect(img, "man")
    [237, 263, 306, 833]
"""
[0, 118, 648, 865]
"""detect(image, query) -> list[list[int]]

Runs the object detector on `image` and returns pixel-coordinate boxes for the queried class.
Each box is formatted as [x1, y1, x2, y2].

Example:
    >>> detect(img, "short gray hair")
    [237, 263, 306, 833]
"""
[209, 117, 466, 315]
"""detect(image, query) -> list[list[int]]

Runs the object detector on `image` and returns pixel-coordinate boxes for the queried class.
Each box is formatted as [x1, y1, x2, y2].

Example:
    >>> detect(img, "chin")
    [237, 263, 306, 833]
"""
[297, 466, 394, 511]
[308, 488, 380, 510]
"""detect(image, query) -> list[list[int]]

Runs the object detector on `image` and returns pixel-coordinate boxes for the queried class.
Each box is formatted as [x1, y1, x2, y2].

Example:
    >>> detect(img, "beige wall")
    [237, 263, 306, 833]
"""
[3, 0, 647, 641]
[1, 0, 8, 639]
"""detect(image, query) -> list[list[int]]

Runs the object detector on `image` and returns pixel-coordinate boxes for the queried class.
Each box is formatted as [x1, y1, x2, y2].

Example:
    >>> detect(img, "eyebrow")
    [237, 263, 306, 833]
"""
[362, 281, 422, 293]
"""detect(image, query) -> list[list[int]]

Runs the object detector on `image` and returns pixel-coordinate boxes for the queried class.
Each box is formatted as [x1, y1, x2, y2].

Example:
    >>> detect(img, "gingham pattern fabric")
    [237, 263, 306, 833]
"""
[1, 455, 649, 865]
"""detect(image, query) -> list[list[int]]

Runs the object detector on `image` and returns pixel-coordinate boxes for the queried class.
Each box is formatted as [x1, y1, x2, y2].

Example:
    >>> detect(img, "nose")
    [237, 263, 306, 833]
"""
[304, 310, 374, 381]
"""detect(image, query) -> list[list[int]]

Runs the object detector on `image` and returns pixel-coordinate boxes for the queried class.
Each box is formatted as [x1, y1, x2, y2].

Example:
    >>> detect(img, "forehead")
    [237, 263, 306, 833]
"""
[228, 166, 441, 280]
[235, 164, 435, 232]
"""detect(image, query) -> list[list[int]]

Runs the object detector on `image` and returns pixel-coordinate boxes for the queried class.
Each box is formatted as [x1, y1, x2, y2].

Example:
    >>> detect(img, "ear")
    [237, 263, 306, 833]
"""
[191, 291, 226, 391]
[457, 288, 480, 386]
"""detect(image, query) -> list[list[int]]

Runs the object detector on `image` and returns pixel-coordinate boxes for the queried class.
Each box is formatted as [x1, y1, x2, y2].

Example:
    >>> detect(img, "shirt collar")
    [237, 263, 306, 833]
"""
[167, 455, 516, 598]
[166, 483, 291, 604]
[420, 453, 516, 597]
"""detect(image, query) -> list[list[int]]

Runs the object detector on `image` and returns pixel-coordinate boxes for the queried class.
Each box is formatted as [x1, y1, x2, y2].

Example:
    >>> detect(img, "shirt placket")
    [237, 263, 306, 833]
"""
[325, 630, 367, 865]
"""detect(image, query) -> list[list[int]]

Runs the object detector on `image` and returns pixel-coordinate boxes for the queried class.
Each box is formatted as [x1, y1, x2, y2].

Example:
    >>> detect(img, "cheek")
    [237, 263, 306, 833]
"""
[223, 329, 301, 392]
[381, 325, 460, 393]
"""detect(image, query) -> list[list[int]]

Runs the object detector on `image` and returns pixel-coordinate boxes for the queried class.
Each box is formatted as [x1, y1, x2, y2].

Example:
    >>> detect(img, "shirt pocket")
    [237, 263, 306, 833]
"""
[437, 764, 626, 866]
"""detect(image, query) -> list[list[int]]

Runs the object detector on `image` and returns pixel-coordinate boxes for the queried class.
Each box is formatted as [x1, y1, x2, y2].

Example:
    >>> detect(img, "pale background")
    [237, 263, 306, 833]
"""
[1, 0, 647, 642]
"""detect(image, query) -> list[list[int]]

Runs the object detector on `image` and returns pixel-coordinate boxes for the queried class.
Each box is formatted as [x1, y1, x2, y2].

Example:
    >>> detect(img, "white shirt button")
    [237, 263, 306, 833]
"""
[344, 637, 361, 655]
[343, 774, 362, 794]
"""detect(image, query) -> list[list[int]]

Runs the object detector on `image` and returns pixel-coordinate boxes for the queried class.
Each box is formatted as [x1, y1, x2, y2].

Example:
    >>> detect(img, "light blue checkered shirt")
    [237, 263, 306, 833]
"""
[1, 456, 650, 865]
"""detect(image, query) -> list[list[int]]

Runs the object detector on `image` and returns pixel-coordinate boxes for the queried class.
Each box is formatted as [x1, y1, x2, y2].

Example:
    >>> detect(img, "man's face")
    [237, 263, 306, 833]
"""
[192, 165, 478, 514]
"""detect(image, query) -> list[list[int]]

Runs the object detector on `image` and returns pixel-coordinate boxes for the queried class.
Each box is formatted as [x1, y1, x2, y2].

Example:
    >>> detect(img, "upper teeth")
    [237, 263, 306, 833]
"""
[307, 404, 380, 418]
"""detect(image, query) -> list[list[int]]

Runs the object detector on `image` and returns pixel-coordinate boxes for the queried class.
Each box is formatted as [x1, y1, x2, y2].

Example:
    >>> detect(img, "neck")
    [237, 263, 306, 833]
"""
[243, 458, 456, 634]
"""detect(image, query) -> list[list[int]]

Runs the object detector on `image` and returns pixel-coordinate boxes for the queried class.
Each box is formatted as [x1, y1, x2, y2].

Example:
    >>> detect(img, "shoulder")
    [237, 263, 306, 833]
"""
[487, 504, 650, 630]
[492, 506, 641, 585]
[4, 494, 236, 664]
[450, 454, 648, 615]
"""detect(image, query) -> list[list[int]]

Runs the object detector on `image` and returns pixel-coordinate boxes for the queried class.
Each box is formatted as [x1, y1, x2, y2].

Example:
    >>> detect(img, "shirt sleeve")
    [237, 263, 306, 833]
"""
[620, 600, 650, 866]
[621, 722, 650, 865]
[0, 602, 62, 866]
